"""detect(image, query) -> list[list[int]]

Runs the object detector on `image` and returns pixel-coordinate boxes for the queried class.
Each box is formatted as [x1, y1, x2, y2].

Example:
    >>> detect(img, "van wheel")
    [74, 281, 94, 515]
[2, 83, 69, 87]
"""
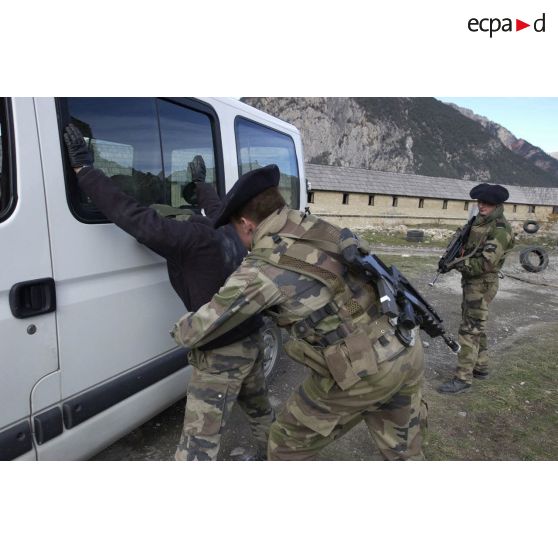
[519, 246, 549, 273]
[261, 318, 282, 383]
[523, 220, 540, 234]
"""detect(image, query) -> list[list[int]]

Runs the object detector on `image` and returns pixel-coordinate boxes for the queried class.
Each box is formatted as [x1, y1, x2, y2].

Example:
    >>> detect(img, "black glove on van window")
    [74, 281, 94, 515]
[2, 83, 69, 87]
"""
[188, 155, 206, 184]
[64, 123, 94, 168]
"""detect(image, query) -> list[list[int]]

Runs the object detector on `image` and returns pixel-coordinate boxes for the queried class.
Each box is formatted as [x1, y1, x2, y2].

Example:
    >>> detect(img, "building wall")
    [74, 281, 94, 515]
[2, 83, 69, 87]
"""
[308, 190, 554, 227]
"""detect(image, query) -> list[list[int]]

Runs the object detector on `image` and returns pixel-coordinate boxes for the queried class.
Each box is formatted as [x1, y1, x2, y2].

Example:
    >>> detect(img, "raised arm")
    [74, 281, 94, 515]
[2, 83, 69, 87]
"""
[184, 155, 224, 220]
[64, 124, 209, 260]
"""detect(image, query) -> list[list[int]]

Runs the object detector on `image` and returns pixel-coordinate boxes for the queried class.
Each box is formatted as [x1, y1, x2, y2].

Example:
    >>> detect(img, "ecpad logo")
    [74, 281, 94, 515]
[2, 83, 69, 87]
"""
[468, 13, 546, 37]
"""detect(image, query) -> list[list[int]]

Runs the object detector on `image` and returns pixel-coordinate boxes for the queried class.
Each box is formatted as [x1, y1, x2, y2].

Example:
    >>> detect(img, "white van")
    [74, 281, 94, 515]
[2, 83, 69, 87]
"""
[0, 97, 305, 461]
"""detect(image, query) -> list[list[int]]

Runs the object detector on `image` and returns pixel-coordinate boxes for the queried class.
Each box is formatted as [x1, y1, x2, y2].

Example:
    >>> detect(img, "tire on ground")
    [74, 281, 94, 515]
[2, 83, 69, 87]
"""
[519, 246, 549, 273]
[522, 220, 540, 234]
[406, 229, 425, 242]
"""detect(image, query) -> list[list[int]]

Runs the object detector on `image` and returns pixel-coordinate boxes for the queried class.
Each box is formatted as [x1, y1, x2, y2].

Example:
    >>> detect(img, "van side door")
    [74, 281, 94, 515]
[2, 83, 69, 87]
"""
[0, 98, 59, 461]
[33, 98, 224, 459]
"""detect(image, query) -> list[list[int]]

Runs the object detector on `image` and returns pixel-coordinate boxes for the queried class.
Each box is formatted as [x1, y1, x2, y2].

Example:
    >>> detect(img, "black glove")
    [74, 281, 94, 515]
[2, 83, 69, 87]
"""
[188, 155, 206, 183]
[453, 260, 466, 272]
[64, 123, 94, 168]
[181, 182, 198, 206]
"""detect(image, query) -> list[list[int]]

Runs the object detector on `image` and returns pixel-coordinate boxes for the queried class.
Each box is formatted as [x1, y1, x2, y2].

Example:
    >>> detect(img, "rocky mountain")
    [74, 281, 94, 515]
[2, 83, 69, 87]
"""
[552, 152, 558, 160]
[241, 97, 558, 188]
[448, 103, 558, 181]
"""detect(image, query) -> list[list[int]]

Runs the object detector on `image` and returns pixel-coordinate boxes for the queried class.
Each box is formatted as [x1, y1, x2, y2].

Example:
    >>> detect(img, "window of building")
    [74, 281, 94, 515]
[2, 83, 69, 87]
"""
[342, 193, 349, 205]
[513, 205, 517, 213]
[418, 198, 424, 209]
[235, 117, 300, 209]
[368, 194, 375, 206]
[553, 206, 558, 214]
[528, 205, 536, 213]
[442, 199, 448, 210]
[0, 98, 16, 222]
[307, 191, 314, 204]
[464, 201, 469, 211]
[392, 196, 398, 207]
[61, 98, 221, 222]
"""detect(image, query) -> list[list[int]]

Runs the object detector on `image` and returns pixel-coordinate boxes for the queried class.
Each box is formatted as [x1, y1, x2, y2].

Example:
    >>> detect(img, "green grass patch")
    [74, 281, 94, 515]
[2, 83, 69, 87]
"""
[513, 234, 557, 249]
[376, 254, 439, 279]
[359, 230, 449, 249]
[425, 323, 558, 460]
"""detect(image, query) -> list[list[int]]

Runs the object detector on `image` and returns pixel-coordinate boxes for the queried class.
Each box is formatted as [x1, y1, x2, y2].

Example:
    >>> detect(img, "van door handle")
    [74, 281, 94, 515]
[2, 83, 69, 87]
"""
[9, 278, 57, 318]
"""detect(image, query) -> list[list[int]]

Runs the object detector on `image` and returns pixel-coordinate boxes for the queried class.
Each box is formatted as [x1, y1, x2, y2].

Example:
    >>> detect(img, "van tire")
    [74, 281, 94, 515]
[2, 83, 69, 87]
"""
[519, 246, 549, 273]
[523, 220, 540, 234]
[261, 318, 282, 384]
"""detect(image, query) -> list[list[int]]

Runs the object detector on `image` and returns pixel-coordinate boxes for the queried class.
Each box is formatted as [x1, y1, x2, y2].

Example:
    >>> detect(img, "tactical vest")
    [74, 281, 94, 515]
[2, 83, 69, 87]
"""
[247, 210, 408, 390]
[464, 206, 514, 279]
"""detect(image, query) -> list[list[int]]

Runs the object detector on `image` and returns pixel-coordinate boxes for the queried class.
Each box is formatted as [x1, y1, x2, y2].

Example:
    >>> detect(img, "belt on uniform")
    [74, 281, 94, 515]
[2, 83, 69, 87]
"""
[292, 302, 389, 348]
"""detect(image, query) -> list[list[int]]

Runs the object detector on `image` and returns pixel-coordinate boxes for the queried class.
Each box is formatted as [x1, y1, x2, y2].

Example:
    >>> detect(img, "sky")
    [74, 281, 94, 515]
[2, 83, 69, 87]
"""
[437, 97, 558, 155]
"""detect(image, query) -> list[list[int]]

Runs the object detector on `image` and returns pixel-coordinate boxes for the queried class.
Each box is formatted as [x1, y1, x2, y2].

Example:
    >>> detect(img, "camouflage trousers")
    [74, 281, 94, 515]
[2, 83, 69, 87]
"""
[268, 339, 426, 461]
[456, 279, 499, 384]
[175, 332, 274, 461]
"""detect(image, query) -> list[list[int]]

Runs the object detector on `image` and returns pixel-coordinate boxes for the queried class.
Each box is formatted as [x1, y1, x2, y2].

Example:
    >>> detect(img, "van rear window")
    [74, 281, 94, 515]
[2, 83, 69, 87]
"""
[235, 117, 300, 209]
[60, 98, 220, 223]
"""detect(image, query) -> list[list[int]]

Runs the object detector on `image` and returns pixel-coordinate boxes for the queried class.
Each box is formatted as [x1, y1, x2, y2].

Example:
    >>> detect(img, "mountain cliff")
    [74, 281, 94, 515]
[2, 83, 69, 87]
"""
[241, 97, 558, 188]
[448, 103, 558, 181]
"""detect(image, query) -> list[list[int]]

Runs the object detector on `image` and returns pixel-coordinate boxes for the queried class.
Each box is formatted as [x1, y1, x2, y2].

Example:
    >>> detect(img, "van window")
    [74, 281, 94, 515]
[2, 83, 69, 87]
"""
[0, 98, 16, 221]
[62, 98, 220, 221]
[158, 100, 217, 208]
[235, 117, 300, 208]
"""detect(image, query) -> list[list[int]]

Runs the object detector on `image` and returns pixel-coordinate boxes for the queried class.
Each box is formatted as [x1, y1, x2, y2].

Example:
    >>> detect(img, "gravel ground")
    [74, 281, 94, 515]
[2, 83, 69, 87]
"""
[92, 242, 558, 461]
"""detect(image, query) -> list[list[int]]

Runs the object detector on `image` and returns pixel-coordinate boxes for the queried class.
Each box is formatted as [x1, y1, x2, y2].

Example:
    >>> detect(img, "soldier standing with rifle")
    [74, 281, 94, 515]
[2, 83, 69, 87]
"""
[437, 183, 515, 394]
[171, 164, 460, 460]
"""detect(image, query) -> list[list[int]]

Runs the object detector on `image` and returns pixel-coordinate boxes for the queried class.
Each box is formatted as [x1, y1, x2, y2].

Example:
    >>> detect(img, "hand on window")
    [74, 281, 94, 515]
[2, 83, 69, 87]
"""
[188, 155, 206, 184]
[64, 123, 94, 171]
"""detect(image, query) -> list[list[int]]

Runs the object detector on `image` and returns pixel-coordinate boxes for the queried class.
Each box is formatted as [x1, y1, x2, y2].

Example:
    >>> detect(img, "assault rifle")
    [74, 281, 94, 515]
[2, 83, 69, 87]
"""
[340, 230, 460, 354]
[429, 216, 476, 286]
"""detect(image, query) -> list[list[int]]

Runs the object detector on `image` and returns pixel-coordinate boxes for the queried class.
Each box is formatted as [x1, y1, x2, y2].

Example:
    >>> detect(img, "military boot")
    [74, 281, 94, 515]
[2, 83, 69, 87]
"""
[437, 378, 471, 394]
[473, 369, 489, 380]
[229, 446, 267, 461]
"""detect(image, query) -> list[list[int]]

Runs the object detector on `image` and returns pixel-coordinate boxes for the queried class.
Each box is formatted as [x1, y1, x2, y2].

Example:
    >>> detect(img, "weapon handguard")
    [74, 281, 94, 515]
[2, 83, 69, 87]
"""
[340, 231, 460, 354]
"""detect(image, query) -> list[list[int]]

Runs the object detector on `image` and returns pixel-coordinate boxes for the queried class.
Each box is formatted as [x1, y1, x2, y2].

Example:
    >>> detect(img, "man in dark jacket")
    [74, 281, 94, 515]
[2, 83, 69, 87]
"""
[63, 123, 273, 460]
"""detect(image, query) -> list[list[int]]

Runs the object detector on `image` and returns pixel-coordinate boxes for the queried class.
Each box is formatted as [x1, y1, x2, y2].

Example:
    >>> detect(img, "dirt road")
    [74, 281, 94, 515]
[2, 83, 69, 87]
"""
[93, 245, 558, 461]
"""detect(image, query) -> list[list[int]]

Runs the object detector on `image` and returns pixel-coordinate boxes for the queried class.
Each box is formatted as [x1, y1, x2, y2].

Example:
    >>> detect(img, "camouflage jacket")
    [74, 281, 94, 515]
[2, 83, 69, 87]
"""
[171, 207, 408, 389]
[459, 205, 514, 282]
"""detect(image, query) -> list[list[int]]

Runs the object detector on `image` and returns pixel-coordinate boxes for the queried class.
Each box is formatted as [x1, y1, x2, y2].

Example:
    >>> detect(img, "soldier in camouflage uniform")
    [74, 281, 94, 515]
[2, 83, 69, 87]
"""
[171, 165, 427, 460]
[438, 183, 515, 394]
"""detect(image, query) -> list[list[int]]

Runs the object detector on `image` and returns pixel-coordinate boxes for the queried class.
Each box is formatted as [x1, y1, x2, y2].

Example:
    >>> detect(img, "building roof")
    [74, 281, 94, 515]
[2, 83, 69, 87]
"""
[306, 163, 558, 206]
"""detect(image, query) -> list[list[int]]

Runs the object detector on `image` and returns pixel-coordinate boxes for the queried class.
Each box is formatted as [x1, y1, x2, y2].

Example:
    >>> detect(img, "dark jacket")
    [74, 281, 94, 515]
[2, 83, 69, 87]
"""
[77, 167, 262, 350]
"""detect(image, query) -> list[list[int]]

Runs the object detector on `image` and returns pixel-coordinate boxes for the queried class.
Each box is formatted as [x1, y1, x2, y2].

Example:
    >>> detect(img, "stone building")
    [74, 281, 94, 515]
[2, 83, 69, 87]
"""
[305, 163, 558, 229]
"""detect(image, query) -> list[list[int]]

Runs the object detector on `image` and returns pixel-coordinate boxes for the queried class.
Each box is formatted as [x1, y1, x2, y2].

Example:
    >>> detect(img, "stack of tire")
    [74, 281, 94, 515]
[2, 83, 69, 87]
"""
[406, 229, 424, 243]
[519, 220, 549, 273]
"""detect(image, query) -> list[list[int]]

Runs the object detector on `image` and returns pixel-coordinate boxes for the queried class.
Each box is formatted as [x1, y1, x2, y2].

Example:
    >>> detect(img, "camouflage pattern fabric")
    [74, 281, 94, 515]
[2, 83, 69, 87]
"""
[454, 205, 514, 383]
[268, 339, 427, 460]
[171, 206, 427, 460]
[459, 205, 515, 281]
[175, 332, 273, 461]
[455, 280, 498, 383]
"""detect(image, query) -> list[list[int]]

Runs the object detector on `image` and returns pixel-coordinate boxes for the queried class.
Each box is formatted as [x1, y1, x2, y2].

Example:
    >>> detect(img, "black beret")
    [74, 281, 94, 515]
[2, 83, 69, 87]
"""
[213, 164, 280, 228]
[470, 183, 509, 204]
